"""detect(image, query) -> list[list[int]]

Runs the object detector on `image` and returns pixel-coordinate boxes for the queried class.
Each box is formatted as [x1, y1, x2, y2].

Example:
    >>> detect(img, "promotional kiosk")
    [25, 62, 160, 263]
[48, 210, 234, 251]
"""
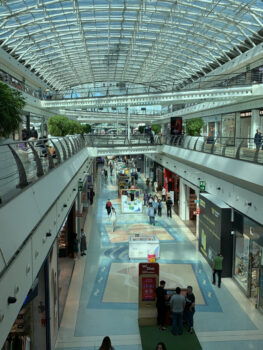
[129, 235, 160, 259]
[121, 188, 143, 213]
[138, 263, 159, 326]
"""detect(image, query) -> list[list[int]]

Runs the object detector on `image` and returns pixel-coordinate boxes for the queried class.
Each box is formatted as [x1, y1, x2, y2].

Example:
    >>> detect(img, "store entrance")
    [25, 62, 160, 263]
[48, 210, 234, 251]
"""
[185, 188, 197, 235]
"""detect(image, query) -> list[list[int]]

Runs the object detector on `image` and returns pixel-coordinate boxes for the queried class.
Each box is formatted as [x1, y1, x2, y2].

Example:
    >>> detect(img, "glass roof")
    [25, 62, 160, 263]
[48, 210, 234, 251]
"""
[0, 0, 263, 91]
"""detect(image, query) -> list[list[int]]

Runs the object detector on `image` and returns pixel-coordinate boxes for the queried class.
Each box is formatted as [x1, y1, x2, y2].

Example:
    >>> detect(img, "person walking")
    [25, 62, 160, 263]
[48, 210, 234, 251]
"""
[148, 203, 155, 226]
[105, 199, 112, 218]
[143, 192, 149, 206]
[73, 233, 79, 260]
[98, 336, 114, 350]
[185, 285, 195, 334]
[254, 129, 262, 151]
[89, 188, 95, 205]
[148, 194, 153, 206]
[155, 280, 168, 331]
[153, 197, 159, 216]
[80, 229, 87, 256]
[146, 178, 150, 190]
[110, 207, 117, 232]
[166, 196, 173, 218]
[109, 162, 113, 175]
[158, 199, 162, 217]
[170, 287, 186, 335]
[212, 252, 224, 288]
[162, 186, 166, 201]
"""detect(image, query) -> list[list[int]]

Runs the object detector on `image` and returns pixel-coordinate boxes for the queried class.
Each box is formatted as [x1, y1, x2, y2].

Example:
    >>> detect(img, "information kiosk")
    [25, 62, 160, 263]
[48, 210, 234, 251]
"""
[138, 263, 159, 326]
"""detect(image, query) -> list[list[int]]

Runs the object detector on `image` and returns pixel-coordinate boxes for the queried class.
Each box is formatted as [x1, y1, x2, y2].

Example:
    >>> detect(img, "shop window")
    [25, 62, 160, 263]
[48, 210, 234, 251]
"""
[234, 233, 250, 292]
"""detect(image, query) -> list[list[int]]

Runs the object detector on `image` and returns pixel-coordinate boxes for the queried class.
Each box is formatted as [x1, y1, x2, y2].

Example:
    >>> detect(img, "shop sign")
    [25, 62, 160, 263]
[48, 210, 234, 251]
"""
[194, 208, 201, 215]
[78, 181, 83, 192]
[139, 262, 159, 275]
[199, 180, 206, 191]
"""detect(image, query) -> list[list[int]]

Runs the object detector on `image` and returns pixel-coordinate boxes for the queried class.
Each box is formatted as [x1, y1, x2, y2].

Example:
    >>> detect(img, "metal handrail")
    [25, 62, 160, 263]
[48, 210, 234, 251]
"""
[0, 135, 85, 205]
[1, 133, 262, 206]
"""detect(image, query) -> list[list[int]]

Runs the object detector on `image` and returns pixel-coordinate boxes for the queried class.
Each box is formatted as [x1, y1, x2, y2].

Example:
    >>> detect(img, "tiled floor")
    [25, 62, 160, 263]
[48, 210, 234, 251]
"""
[55, 166, 263, 350]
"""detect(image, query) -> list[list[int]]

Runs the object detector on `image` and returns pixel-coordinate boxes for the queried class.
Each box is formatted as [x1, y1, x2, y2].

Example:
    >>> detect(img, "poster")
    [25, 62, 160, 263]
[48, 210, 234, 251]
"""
[171, 117, 182, 135]
[142, 277, 156, 301]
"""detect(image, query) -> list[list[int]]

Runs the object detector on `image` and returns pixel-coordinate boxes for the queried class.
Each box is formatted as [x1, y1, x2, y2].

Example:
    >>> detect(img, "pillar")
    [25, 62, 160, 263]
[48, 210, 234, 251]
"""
[127, 105, 131, 141]
[235, 112, 241, 146]
[26, 113, 30, 137]
[179, 180, 190, 221]
[250, 109, 260, 139]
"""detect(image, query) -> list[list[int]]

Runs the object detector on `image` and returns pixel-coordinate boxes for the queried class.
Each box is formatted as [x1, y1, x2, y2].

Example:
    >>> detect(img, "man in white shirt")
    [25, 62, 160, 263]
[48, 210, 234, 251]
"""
[162, 186, 166, 201]
[170, 287, 186, 335]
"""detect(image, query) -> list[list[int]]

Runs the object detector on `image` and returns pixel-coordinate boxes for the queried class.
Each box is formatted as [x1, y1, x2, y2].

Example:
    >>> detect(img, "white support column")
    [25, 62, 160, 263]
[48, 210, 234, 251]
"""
[179, 180, 190, 221]
[127, 105, 131, 141]
[251, 109, 260, 138]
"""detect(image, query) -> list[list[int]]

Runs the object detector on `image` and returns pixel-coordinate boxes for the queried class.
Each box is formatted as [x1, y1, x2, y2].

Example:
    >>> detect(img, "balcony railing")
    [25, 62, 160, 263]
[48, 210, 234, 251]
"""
[165, 134, 263, 164]
[0, 135, 86, 205]
[1, 133, 262, 206]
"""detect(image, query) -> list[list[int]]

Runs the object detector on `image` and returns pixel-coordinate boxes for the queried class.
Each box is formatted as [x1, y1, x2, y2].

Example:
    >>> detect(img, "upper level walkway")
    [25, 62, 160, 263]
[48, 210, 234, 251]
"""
[41, 84, 263, 108]
[1, 129, 262, 222]
[1, 133, 263, 206]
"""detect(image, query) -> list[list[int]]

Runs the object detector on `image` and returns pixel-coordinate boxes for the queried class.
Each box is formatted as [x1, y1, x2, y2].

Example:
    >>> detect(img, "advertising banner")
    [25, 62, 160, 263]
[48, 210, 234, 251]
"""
[171, 117, 182, 135]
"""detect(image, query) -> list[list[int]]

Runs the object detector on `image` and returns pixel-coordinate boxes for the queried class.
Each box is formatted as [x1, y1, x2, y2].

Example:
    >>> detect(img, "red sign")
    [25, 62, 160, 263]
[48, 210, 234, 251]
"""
[196, 208, 201, 215]
[142, 277, 156, 301]
[139, 263, 159, 275]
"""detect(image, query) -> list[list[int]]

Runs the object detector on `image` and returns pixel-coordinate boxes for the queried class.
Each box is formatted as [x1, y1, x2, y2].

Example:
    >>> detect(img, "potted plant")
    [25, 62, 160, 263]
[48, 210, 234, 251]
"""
[185, 118, 204, 136]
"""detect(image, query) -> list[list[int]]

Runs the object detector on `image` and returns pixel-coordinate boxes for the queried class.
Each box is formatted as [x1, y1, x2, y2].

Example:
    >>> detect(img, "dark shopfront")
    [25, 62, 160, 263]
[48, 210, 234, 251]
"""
[199, 193, 233, 278]
[164, 168, 180, 214]
[232, 212, 263, 310]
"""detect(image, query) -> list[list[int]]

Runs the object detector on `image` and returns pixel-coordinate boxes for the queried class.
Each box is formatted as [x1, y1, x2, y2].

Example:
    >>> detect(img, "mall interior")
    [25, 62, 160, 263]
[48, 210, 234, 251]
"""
[1, 1, 263, 350]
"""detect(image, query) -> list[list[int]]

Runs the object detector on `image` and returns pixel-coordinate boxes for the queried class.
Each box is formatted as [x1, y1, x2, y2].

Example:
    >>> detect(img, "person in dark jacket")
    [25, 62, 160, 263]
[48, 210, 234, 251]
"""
[30, 126, 38, 139]
[90, 188, 95, 205]
[166, 196, 173, 218]
[254, 129, 262, 151]
[155, 280, 169, 330]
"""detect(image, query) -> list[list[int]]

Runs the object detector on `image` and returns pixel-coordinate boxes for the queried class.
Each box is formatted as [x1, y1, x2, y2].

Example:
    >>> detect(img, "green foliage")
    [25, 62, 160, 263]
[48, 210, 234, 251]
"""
[81, 124, 91, 134]
[0, 81, 25, 137]
[48, 115, 70, 136]
[151, 124, 161, 134]
[185, 118, 204, 136]
[48, 116, 91, 136]
[139, 125, 146, 134]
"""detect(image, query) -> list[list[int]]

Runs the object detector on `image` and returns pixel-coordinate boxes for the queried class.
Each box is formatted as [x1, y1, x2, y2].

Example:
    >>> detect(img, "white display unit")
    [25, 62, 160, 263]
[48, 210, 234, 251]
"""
[128, 235, 160, 259]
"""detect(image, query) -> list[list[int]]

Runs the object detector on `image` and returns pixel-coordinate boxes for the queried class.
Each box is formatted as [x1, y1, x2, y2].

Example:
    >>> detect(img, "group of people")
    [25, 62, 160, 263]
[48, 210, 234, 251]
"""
[156, 281, 195, 336]
[144, 190, 173, 225]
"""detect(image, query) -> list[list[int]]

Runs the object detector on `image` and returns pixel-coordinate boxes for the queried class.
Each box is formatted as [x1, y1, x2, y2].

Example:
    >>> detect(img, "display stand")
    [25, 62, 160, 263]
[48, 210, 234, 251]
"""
[129, 235, 160, 259]
[121, 188, 142, 213]
[138, 263, 159, 326]
[117, 174, 130, 196]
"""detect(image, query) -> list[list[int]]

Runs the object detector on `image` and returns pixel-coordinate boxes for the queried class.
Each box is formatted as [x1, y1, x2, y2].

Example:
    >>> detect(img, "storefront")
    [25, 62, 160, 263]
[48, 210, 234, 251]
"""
[232, 213, 263, 310]
[179, 178, 199, 236]
[1, 246, 59, 350]
[199, 193, 233, 277]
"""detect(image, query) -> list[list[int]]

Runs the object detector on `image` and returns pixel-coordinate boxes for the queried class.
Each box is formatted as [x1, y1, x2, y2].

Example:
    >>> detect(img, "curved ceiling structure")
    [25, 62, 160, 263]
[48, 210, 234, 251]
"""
[0, 0, 263, 92]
